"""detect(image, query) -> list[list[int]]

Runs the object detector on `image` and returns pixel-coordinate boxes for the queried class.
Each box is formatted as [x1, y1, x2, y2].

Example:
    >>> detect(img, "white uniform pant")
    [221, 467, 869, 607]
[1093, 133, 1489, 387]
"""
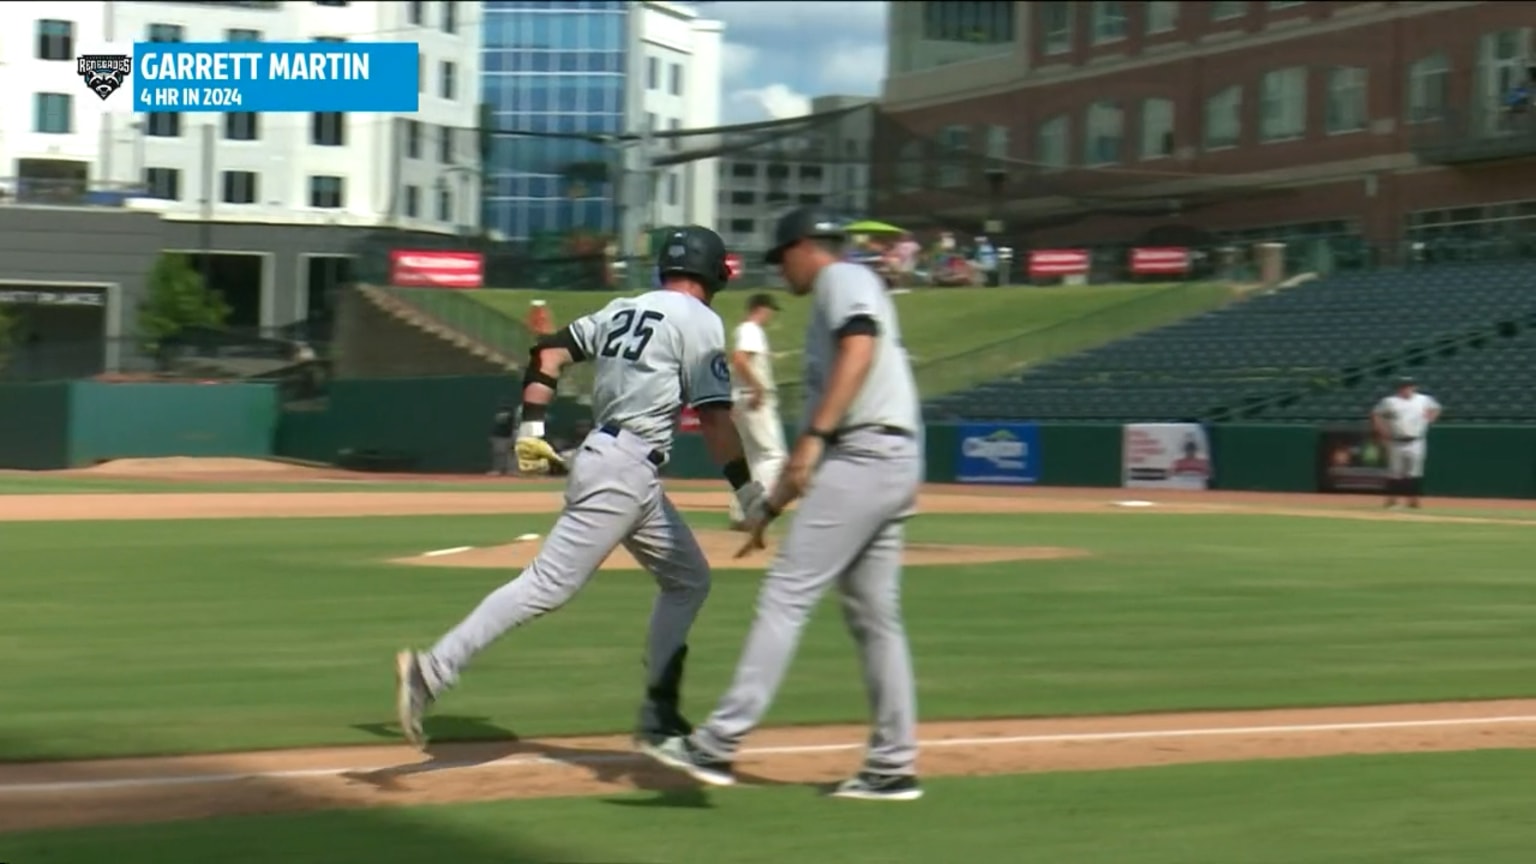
[1387, 438, 1427, 479]
[730, 397, 787, 522]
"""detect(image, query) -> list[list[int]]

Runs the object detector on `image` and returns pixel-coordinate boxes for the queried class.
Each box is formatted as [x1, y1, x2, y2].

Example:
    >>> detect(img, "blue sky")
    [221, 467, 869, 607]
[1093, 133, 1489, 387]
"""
[691, 1, 889, 123]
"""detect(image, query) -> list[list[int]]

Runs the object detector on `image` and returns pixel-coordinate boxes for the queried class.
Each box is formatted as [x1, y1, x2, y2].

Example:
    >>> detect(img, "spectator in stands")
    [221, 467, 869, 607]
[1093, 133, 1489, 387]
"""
[488, 401, 516, 476]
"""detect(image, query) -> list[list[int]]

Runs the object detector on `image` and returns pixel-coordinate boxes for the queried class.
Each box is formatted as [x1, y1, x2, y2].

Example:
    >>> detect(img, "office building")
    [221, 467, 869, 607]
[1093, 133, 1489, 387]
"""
[482, 0, 721, 243]
[0, 1, 483, 233]
[716, 95, 874, 253]
[876, 1, 1536, 252]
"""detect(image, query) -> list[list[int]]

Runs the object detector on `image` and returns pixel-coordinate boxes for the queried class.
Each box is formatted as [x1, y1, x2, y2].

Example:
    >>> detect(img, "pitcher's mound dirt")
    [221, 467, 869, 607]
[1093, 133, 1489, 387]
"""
[392, 529, 1090, 570]
[81, 457, 321, 476]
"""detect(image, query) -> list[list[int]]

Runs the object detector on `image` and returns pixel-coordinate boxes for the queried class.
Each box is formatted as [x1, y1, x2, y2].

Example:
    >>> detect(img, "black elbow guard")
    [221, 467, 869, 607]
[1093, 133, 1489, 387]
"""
[523, 325, 584, 392]
[835, 315, 880, 340]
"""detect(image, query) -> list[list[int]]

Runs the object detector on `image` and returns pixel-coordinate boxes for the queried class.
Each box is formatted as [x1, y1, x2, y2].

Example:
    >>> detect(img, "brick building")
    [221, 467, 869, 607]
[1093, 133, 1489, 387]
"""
[873, 1, 1536, 258]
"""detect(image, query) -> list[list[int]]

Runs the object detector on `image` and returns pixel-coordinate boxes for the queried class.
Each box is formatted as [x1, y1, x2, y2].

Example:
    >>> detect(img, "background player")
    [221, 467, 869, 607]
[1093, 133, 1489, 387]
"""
[395, 226, 765, 749]
[642, 208, 926, 802]
[1371, 375, 1441, 510]
[727, 292, 787, 530]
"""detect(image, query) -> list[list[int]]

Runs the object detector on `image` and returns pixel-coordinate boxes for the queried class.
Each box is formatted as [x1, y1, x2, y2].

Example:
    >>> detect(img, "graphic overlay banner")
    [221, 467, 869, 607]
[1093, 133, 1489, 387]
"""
[1316, 425, 1391, 493]
[1122, 423, 1213, 489]
[127, 42, 418, 112]
[956, 423, 1040, 484]
[1130, 247, 1191, 275]
[389, 250, 485, 288]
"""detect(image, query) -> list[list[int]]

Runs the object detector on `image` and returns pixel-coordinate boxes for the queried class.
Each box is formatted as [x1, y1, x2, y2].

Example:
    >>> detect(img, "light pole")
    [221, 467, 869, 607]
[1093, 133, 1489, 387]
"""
[984, 167, 1009, 287]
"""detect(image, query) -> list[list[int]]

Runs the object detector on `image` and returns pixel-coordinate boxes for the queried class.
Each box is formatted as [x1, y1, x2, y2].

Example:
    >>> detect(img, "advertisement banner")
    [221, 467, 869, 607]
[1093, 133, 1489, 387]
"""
[389, 250, 485, 289]
[956, 423, 1040, 484]
[1027, 249, 1089, 277]
[1122, 423, 1213, 489]
[1316, 425, 1391, 493]
[725, 253, 743, 279]
[129, 43, 420, 113]
[1130, 247, 1191, 275]
[678, 406, 701, 434]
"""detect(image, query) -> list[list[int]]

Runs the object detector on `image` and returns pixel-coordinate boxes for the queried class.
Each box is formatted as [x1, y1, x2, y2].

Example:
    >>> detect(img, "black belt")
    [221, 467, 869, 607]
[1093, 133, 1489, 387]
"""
[1393, 436, 1420, 443]
[828, 424, 914, 444]
[599, 424, 666, 466]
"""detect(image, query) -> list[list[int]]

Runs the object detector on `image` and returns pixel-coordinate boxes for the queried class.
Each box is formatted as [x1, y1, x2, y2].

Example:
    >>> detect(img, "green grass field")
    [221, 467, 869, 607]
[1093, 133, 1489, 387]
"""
[2, 493, 1532, 861]
[454, 283, 1237, 395]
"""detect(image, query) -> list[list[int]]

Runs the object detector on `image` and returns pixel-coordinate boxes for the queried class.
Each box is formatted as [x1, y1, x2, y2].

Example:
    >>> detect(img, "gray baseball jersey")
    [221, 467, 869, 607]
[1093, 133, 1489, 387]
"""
[798, 262, 921, 435]
[568, 291, 733, 451]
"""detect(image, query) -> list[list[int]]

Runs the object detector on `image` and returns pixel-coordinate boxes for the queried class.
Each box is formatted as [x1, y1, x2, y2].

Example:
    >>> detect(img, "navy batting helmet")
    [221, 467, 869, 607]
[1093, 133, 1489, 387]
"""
[655, 225, 733, 295]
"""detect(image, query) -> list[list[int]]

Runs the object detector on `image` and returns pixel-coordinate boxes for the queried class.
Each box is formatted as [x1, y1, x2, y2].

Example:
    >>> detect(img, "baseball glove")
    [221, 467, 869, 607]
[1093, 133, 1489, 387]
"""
[515, 436, 568, 475]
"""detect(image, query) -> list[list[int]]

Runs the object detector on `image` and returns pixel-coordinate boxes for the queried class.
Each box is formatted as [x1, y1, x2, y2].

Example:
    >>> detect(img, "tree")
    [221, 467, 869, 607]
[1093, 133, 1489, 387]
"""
[138, 253, 231, 351]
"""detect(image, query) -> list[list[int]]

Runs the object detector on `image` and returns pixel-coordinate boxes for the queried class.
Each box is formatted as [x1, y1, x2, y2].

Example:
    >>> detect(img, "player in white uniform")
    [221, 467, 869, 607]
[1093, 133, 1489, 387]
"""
[727, 292, 788, 530]
[1371, 375, 1441, 510]
[643, 207, 927, 801]
[394, 226, 766, 749]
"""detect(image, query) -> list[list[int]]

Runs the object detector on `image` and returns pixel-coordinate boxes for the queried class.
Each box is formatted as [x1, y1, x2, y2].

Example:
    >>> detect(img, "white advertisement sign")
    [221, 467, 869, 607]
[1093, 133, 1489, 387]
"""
[1122, 423, 1213, 490]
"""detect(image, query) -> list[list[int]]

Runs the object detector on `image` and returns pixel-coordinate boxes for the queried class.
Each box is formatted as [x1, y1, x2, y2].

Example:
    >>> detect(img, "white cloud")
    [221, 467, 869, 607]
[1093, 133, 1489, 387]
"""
[817, 40, 887, 96]
[728, 84, 812, 122]
[718, 40, 760, 86]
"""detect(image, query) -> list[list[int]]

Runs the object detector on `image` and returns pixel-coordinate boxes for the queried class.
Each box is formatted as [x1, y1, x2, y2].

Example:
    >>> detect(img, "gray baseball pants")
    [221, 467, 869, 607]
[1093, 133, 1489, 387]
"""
[694, 428, 923, 775]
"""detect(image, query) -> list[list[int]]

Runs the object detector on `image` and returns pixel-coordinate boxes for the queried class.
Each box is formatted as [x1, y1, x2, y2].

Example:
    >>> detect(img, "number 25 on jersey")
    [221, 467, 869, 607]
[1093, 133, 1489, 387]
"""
[601, 309, 665, 361]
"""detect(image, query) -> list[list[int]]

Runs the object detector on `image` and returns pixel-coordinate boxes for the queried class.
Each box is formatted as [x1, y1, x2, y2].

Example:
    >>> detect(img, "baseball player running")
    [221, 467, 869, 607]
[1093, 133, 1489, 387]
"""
[395, 226, 766, 749]
[1371, 375, 1441, 510]
[727, 292, 787, 530]
[642, 208, 926, 802]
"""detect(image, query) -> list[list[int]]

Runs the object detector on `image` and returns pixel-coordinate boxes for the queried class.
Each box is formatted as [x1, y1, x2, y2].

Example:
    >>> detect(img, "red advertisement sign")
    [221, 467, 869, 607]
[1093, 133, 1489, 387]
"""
[1130, 247, 1191, 274]
[388, 250, 485, 288]
[725, 253, 743, 279]
[679, 406, 701, 433]
[1027, 249, 1090, 277]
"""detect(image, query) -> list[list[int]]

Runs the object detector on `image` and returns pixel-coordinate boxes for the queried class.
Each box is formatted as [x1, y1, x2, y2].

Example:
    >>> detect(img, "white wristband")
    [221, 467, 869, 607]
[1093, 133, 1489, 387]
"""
[517, 420, 545, 439]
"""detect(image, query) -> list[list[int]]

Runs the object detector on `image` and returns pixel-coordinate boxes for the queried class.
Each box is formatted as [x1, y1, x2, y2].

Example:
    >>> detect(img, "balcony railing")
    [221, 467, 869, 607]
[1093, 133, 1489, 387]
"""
[0, 177, 151, 209]
[1410, 104, 1536, 165]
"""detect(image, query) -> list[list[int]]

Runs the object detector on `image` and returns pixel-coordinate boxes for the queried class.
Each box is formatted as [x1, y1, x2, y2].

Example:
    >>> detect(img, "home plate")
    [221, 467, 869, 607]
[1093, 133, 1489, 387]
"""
[514, 533, 542, 542]
[422, 546, 474, 558]
[1112, 500, 1157, 508]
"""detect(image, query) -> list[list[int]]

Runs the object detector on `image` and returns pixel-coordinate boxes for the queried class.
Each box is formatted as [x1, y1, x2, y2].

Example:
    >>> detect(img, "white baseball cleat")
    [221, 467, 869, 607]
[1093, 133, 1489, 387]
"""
[394, 650, 433, 750]
[638, 735, 737, 786]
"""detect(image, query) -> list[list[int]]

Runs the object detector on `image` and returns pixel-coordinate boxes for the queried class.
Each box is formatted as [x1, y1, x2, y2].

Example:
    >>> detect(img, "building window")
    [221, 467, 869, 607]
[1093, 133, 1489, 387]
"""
[922, 1, 1015, 43]
[36, 19, 73, 61]
[1210, 2, 1246, 21]
[1406, 52, 1449, 124]
[1140, 98, 1175, 159]
[800, 164, 824, 181]
[221, 171, 258, 204]
[984, 125, 1009, 161]
[226, 28, 262, 42]
[896, 141, 924, 190]
[408, 0, 423, 25]
[1479, 29, 1532, 115]
[728, 218, 754, 234]
[1260, 67, 1307, 141]
[647, 57, 660, 90]
[668, 63, 683, 97]
[646, 112, 657, 131]
[1092, 2, 1126, 44]
[1203, 85, 1241, 149]
[224, 112, 259, 141]
[439, 125, 455, 163]
[666, 172, 679, 206]
[147, 23, 184, 42]
[1268, 1, 1303, 8]
[309, 176, 345, 208]
[314, 36, 346, 44]
[147, 112, 181, 137]
[442, 2, 456, 33]
[406, 120, 422, 158]
[33, 93, 72, 134]
[437, 186, 452, 221]
[440, 61, 456, 100]
[1326, 67, 1367, 134]
[729, 191, 755, 205]
[668, 117, 681, 152]
[1085, 101, 1123, 165]
[404, 184, 420, 217]
[938, 124, 970, 187]
[729, 162, 756, 178]
[1146, 1, 1178, 34]
[1040, 2, 1072, 55]
[145, 167, 180, 200]
[311, 112, 345, 146]
[1036, 115, 1069, 169]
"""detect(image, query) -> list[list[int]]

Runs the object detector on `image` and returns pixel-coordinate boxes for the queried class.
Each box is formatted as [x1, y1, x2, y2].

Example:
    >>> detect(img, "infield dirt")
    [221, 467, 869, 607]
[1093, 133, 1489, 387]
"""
[2, 469, 1534, 833]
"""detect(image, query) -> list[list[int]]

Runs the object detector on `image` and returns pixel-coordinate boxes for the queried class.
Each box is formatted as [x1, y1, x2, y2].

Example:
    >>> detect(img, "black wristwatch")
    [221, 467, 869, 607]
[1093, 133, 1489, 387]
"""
[807, 428, 836, 443]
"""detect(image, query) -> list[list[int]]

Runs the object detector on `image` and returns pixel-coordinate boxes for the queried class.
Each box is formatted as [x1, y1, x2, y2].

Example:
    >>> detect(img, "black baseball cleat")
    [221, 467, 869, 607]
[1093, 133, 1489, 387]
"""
[633, 701, 693, 748]
[828, 771, 924, 801]
[638, 735, 736, 787]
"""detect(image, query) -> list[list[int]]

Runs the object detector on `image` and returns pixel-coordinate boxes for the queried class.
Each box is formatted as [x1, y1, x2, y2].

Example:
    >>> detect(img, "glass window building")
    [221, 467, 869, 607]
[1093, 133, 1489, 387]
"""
[483, 0, 628, 241]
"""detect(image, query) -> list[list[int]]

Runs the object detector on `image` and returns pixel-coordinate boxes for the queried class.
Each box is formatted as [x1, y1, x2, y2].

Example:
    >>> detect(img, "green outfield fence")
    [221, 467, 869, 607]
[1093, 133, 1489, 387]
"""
[0, 377, 1530, 497]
